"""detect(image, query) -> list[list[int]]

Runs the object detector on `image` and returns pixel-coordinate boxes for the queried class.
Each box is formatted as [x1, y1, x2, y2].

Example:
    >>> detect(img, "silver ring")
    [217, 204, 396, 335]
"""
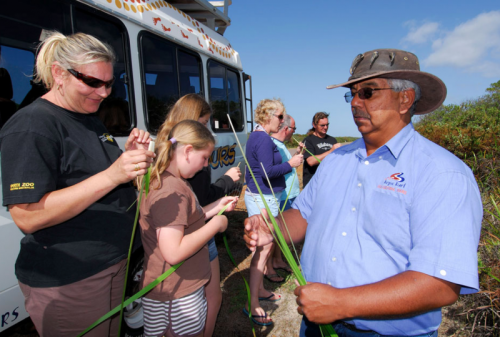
[134, 164, 140, 171]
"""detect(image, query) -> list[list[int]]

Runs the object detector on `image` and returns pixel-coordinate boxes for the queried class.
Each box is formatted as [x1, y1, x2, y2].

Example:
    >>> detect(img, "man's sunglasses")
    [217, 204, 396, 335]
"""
[67, 69, 115, 89]
[344, 87, 394, 103]
[273, 114, 284, 120]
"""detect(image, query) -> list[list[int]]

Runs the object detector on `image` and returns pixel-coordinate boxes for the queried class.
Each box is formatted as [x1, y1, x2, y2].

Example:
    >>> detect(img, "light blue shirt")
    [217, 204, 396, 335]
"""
[272, 137, 300, 200]
[293, 123, 482, 335]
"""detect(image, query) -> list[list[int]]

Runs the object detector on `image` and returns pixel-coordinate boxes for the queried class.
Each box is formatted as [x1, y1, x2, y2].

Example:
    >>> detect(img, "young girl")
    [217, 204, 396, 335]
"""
[159, 93, 242, 337]
[139, 120, 238, 337]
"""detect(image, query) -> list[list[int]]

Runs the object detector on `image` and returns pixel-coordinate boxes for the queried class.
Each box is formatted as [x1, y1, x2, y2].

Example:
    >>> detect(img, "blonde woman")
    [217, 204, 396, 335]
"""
[139, 120, 238, 337]
[0, 32, 154, 336]
[158, 93, 241, 336]
[244, 99, 303, 325]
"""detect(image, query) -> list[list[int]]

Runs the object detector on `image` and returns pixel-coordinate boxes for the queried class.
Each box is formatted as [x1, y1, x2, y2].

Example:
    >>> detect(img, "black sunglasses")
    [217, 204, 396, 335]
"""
[273, 114, 284, 120]
[67, 69, 115, 89]
[344, 87, 394, 103]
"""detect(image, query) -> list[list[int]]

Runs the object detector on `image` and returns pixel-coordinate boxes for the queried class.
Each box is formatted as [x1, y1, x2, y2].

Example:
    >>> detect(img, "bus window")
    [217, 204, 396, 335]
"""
[0, 0, 70, 115]
[140, 33, 203, 134]
[74, 8, 132, 136]
[208, 60, 243, 132]
[179, 50, 202, 96]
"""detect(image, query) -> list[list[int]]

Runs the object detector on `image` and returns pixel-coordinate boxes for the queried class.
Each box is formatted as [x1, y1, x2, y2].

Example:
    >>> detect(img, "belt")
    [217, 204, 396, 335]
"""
[337, 321, 377, 334]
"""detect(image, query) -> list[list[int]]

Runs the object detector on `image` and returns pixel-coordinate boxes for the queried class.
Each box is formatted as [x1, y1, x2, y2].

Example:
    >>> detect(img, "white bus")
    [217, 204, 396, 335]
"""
[0, 0, 252, 334]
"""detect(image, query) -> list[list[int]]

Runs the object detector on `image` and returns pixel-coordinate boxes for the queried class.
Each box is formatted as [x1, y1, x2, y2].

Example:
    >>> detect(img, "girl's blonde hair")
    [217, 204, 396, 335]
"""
[150, 120, 215, 188]
[34, 31, 116, 89]
[254, 98, 286, 126]
[156, 94, 212, 141]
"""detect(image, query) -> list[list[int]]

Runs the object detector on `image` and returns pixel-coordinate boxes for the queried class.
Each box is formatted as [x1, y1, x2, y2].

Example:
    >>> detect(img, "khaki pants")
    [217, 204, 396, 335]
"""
[19, 259, 127, 337]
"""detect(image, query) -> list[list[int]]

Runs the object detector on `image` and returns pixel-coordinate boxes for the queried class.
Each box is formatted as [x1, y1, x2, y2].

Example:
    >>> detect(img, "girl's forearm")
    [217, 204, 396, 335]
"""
[203, 200, 220, 219]
[159, 219, 221, 265]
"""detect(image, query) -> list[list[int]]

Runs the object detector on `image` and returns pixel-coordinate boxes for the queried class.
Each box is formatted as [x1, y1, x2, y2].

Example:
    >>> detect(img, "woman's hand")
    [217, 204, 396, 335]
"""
[288, 153, 304, 168]
[105, 148, 156, 185]
[125, 128, 151, 151]
[224, 167, 241, 182]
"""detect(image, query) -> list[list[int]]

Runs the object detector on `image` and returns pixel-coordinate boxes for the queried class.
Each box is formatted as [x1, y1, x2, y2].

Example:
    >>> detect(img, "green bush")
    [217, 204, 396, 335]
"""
[415, 80, 500, 335]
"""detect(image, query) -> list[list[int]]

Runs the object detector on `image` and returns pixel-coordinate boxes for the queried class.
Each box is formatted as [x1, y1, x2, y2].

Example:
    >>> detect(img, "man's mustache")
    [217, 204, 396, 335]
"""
[352, 108, 371, 119]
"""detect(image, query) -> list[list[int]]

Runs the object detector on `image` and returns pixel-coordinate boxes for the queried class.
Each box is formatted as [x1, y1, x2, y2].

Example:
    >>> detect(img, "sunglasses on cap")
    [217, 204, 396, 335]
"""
[273, 114, 284, 120]
[344, 87, 394, 103]
[67, 69, 115, 89]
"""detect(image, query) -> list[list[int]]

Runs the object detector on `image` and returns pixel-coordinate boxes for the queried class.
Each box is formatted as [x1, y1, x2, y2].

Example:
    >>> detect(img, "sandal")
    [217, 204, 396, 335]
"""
[258, 293, 281, 302]
[263, 273, 285, 283]
[242, 307, 273, 326]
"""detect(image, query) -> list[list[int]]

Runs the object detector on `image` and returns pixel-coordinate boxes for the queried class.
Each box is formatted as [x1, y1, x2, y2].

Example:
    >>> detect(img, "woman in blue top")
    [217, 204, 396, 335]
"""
[244, 99, 303, 325]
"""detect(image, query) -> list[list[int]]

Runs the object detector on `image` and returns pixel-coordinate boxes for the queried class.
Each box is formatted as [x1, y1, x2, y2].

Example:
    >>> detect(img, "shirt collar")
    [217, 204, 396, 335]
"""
[384, 123, 415, 159]
[350, 123, 415, 160]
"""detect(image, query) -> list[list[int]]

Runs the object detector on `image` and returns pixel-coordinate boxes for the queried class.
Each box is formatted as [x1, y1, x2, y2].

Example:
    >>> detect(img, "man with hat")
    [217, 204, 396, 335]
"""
[244, 49, 482, 336]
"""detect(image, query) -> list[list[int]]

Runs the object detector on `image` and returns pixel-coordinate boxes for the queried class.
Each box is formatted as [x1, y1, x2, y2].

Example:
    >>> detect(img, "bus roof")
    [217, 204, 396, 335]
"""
[81, 0, 241, 70]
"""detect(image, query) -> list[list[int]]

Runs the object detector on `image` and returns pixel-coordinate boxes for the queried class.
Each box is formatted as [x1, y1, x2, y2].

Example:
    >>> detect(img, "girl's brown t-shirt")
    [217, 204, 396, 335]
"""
[139, 171, 210, 301]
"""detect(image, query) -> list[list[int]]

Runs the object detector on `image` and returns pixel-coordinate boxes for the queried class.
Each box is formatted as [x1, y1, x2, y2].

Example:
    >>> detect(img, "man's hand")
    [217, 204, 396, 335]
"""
[294, 283, 348, 324]
[294, 271, 461, 324]
[243, 210, 275, 251]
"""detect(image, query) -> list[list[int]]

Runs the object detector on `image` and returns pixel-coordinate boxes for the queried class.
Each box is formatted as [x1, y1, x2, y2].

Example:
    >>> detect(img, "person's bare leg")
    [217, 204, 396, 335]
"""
[272, 243, 291, 272]
[247, 243, 273, 324]
[204, 257, 222, 337]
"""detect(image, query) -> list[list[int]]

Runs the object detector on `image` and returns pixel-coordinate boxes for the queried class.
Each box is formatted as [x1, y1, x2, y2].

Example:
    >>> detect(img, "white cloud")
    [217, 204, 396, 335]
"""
[402, 22, 440, 44]
[424, 11, 500, 75]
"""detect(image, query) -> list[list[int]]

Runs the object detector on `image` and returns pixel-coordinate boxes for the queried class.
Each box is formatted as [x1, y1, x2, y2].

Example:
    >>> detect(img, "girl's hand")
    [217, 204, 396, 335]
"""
[224, 167, 241, 182]
[125, 128, 152, 151]
[288, 154, 304, 168]
[106, 149, 156, 185]
[218, 196, 238, 213]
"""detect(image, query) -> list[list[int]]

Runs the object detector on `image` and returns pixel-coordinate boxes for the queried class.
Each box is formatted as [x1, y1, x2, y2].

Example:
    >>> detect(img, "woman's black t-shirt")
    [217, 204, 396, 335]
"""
[0, 98, 137, 287]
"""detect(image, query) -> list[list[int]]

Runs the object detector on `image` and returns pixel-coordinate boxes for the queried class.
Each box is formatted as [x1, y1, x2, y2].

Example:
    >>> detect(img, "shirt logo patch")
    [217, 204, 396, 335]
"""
[10, 182, 35, 190]
[316, 142, 332, 150]
[377, 173, 407, 195]
[388, 172, 405, 182]
[99, 133, 115, 143]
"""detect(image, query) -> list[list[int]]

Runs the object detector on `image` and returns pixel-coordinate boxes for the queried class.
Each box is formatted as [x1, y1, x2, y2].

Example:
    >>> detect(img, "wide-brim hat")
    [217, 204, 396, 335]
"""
[327, 49, 446, 115]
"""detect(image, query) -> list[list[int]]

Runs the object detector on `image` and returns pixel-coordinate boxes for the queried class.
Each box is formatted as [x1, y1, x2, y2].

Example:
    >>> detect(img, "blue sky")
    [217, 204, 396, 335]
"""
[224, 0, 500, 137]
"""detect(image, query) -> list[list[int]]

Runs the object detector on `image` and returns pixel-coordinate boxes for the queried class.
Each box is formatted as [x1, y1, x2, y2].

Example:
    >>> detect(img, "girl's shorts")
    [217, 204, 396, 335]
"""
[142, 286, 207, 337]
[208, 237, 218, 262]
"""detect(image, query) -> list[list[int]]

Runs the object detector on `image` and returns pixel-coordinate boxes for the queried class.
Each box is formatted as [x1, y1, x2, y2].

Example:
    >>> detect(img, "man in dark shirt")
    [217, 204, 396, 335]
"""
[302, 112, 341, 186]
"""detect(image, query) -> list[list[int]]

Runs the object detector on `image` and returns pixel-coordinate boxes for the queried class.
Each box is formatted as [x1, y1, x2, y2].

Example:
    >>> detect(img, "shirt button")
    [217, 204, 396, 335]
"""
[327, 282, 332, 285]
[342, 232, 347, 236]
[364, 161, 369, 165]
[357, 183, 362, 187]
[440, 270, 447, 276]
[351, 207, 356, 212]
[379, 156, 383, 159]
[332, 257, 337, 262]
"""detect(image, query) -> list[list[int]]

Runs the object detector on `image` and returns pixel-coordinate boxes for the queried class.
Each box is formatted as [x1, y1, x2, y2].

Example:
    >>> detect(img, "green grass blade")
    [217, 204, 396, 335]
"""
[78, 261, 183, 337]
[117, 181, 146, 336]
[320, 323, 339, 337]
[293, 137, 321, 163]
[281, 171, 297, 213]
[227, 116, 336, 335]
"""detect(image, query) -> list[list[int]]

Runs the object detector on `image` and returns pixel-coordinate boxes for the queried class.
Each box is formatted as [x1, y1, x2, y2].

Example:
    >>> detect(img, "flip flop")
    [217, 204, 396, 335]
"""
[258, 293, 281, 302]
[242, 307, 273, 326]
[274, 265, 293, 273]
[263, 273, 285, 283]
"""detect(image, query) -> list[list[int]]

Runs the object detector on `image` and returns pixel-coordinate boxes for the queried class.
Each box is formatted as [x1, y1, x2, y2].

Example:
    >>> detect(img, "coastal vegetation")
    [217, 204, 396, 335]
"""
[415, 80, 500, 335]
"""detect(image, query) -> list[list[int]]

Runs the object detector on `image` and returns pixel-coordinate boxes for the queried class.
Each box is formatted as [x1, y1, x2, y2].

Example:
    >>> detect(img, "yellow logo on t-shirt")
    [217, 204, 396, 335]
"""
[10, 182, 35, 190]
[99, 133, 115, 143]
